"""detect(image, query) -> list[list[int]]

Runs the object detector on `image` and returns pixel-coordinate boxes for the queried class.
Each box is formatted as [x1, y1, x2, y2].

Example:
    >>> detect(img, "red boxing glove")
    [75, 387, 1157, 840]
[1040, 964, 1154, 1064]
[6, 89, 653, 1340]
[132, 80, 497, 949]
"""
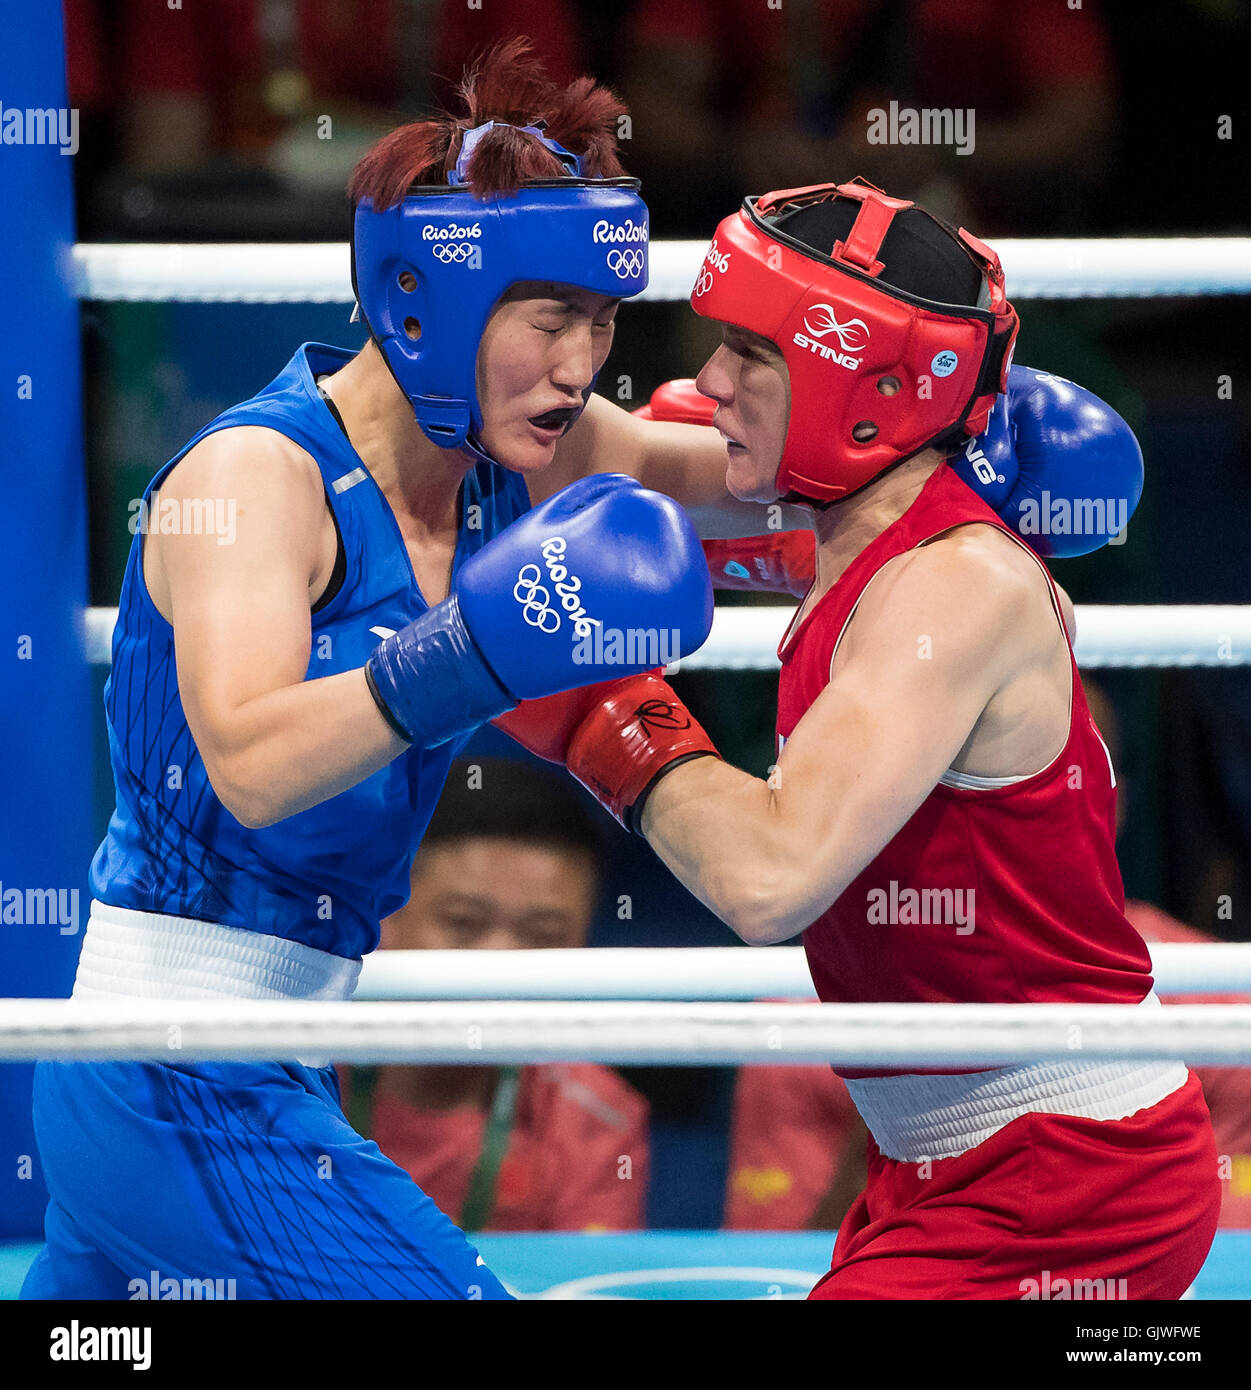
[632, 378, 717, 427]
[493, 672, 719, 833]
[492, 678, 612, 764]
[701, 532, 816, 598]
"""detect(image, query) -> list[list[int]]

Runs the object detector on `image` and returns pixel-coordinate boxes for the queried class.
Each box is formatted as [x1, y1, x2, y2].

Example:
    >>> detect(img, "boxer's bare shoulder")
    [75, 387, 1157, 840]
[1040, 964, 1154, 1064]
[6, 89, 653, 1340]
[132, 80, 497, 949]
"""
[143, 425, 335, 623]
[841, 520, 1062, 672]
[831, 520, 1072, 780]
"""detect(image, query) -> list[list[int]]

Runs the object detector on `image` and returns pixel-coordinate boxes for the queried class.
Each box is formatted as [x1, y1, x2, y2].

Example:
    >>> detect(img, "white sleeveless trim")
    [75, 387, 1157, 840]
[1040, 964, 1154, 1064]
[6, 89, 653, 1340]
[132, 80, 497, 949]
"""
[937, 767, 1031, 790]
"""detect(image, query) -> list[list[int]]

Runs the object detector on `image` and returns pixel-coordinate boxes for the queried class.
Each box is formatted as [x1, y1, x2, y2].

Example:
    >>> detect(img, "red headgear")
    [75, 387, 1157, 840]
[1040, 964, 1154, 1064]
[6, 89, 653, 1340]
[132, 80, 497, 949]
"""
[690, 180, 1019, 503]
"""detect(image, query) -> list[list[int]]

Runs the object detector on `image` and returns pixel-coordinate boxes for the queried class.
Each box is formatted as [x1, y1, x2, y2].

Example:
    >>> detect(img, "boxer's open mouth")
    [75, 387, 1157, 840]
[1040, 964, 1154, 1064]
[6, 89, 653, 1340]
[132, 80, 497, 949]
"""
[529, 406, 580, 431]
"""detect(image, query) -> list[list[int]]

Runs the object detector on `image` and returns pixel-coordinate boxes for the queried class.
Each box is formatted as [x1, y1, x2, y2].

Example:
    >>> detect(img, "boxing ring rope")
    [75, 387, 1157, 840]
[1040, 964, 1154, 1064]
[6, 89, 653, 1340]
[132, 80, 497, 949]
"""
[73, 238, 1251, 303]
[2, 1000, 1249, 1066]
[674, 604, 1251, 671]
[352, 945, 1251, 1001]
[82, 601, 1251, 668]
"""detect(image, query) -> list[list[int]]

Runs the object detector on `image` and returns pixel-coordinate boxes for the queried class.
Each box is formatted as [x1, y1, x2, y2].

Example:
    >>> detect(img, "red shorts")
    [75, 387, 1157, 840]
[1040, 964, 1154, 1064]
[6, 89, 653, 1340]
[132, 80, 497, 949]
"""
[810, 1070, 1220, 1300]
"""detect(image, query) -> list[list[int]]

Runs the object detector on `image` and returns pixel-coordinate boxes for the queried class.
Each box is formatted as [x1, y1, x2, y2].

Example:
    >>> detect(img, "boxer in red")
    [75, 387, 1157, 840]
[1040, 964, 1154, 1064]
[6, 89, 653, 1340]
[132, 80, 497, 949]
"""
[498, 181, 1220, 1299]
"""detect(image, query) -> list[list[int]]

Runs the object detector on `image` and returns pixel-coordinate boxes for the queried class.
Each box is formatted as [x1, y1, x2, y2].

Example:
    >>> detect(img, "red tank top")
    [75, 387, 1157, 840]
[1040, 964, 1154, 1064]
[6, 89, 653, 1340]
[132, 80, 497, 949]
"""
[776, 466, 1153, 1077]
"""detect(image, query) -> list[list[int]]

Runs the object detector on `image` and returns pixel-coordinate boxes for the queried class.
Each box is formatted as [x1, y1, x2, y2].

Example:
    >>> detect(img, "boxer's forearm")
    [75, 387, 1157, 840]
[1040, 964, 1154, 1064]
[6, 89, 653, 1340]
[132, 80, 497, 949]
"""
[195, 668, 407, 829]
[629, 418, 740, 507]
[640, 757, 832, 945]
[550, 395, 738, 508]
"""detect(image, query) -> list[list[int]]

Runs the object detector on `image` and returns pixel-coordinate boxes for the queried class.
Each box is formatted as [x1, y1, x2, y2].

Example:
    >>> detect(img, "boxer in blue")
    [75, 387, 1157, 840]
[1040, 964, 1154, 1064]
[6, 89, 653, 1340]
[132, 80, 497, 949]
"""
[21, 41, 732, 1301]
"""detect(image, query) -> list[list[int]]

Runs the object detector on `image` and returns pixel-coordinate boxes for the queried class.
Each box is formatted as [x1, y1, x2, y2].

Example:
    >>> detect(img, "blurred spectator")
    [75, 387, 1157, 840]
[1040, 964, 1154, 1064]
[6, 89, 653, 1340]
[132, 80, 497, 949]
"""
[726, 678, 1251, 1232]
[620, 0, 1117, 235]
[1157, 669, 1251, 944]
[725, 1054, 866, 1231]
[434, 0, 588, 104]
[343, 758, 650, 1233]
[108, 0, 607, 189]
[64, 0, 107, 113]
[71, 0, 635, 237]
[89, 0, 439, 230]
[86, 1, 643, 235]
[115, 0, 414, 174]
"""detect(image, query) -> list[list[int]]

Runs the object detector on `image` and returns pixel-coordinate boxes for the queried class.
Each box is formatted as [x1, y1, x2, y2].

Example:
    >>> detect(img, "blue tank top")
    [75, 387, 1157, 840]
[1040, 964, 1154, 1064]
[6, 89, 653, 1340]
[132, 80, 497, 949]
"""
[89, 343, 532, 960]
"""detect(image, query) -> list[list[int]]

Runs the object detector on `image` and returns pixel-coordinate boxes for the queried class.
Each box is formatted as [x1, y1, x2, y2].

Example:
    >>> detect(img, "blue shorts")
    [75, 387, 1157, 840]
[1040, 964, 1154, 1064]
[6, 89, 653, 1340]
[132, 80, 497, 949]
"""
[21, 1058, 512, 1300]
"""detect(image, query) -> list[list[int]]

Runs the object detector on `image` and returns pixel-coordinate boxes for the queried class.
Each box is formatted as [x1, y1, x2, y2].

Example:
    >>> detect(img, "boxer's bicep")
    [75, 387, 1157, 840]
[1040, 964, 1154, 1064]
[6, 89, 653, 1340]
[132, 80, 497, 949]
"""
[156, 430, 325, 769]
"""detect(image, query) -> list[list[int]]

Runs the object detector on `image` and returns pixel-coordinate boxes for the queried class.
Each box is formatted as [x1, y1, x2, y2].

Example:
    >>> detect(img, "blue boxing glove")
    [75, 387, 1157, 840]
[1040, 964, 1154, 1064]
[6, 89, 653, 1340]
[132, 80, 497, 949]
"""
[949, 366, 1144, 558]
[365, 473, 714, 746]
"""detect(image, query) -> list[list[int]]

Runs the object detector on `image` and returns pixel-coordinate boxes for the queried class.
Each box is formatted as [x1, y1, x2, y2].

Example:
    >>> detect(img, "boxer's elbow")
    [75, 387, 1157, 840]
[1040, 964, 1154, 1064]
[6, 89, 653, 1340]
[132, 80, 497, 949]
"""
[204, 750, 288, 829]
[715, 855, 829, 946]
[725, 896, 808, 946]
[212, 769, 280, 829]
[191, 702, 313, 827]
[697, 799, 836, 943]
[228, 797, 281, 832]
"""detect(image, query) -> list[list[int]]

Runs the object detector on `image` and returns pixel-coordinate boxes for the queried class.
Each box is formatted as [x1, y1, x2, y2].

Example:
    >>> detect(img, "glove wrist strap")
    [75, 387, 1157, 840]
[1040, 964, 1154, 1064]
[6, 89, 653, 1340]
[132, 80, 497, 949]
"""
[365, 594, 514, 746]
[564, 678, 721, 832]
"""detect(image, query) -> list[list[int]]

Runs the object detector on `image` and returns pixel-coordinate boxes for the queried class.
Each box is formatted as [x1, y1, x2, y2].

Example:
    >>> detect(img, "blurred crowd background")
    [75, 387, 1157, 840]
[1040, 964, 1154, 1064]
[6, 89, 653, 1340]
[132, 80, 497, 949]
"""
[59, 0, 1251, 1229]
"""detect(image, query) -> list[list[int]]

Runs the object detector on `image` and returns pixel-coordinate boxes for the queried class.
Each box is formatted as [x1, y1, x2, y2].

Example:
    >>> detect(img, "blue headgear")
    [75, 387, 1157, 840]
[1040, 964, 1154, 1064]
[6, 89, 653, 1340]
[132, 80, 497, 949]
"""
[351, 121, 649, 462]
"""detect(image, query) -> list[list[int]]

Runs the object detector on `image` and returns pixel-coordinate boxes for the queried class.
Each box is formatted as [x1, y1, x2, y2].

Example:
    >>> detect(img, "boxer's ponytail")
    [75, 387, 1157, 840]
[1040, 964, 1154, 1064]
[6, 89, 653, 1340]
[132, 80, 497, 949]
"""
[348, 38, 630, 211]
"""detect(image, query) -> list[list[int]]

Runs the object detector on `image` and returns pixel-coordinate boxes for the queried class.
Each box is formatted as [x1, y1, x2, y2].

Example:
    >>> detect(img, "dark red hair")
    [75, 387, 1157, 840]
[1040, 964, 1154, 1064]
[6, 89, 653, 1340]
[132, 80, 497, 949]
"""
[348, 38, 630, 211]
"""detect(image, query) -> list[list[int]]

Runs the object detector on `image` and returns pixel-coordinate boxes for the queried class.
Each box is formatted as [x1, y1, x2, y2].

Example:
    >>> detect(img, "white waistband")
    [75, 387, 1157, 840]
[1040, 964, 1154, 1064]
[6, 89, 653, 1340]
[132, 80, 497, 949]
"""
[844, 995, 1188, 1161]
[75, 901, 362, 1004]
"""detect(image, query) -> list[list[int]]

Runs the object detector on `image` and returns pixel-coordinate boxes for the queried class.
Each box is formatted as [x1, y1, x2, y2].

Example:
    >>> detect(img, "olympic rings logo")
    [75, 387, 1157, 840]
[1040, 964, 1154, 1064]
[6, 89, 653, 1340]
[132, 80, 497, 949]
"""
[513, 564, 561, 633]
[512, 539, 601, 640]
[431, 242, 475, 264]
[693, 238, 730, 298]
[606, 248, 645, 279]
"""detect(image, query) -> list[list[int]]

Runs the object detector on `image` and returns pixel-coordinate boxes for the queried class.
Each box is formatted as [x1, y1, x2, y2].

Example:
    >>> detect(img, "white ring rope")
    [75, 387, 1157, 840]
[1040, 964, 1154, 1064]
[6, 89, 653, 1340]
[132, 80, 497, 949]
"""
[679, 603, 1251, 671]
[354, 945, 1251, 1002]
[72, 238, 1251, 303]
[2, 999, 1249, 1065]
[82, 603, 1251, 668]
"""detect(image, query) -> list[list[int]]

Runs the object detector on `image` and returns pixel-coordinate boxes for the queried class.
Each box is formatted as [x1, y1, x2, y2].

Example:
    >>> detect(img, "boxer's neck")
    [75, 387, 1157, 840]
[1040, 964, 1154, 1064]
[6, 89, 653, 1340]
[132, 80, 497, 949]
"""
[320, 340, 471, 523]
[809, 449, 947, 594]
